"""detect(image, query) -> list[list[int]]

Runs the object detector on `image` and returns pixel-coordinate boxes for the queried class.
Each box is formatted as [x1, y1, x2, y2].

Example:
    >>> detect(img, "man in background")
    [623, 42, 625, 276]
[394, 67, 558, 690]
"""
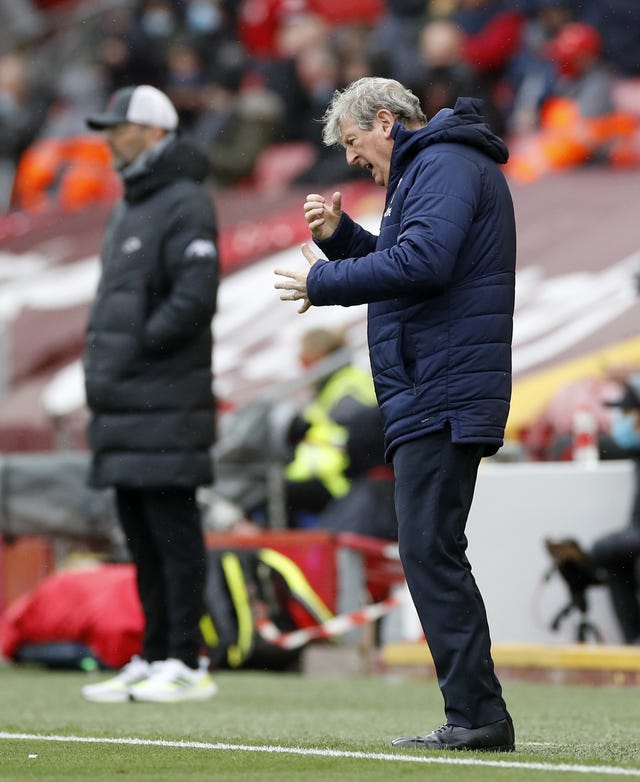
[283, 327, 379, 528]
[591, 373, 640, 644]
[82, 85, 219, 703]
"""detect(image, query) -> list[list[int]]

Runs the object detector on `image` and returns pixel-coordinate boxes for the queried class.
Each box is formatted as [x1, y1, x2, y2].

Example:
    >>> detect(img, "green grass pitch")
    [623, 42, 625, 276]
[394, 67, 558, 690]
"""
[1, 662, 639, 781]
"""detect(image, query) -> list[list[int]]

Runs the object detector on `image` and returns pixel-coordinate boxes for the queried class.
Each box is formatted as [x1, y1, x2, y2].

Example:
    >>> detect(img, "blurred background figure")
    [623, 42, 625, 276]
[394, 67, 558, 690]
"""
[545, 372, 640, 644]
[451, 0, 525, 120]
[589, 372, 640, 644]
[547, 21, 614, 118]
[507, 0, 575, 135]
[4, 0, 640, 211]
[506, 20, 640, 181]
[411, 17, 505, 133]
[0, 50, 53, 211]
[282, 327, 379, 529]
[579, 0, 640, 79]
[365, 0, 429, 86]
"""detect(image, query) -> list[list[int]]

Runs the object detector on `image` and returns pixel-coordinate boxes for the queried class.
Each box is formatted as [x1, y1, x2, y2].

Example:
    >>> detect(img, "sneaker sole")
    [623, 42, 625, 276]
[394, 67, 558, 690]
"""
[82, 689, 131, 704]
[130, 683, 218, 703]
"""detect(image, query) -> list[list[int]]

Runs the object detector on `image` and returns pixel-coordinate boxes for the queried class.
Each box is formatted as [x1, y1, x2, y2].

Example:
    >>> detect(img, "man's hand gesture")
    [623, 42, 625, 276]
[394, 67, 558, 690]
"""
[303, 191, 342, 241]
[274, 244, 319, 314]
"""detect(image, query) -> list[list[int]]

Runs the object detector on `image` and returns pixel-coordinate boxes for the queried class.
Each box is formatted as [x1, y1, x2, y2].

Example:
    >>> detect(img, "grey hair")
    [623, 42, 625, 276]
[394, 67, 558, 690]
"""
[322, 77, 427, 148]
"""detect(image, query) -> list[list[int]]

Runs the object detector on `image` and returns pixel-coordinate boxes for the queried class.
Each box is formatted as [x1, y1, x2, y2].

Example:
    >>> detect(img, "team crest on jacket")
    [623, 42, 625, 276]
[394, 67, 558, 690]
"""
[185, 239, 217, 259]
[122, 236, 142, 254]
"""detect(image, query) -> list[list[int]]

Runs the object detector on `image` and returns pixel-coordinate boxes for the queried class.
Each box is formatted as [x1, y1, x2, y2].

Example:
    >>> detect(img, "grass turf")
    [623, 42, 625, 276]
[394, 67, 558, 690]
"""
[1, 662, 639, 781]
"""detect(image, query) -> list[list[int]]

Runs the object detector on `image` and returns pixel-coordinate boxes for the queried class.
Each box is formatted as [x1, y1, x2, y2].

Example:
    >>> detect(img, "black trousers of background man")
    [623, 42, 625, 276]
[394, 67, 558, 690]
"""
[393, 428, 509, 729]
[115, 486, 207, 669]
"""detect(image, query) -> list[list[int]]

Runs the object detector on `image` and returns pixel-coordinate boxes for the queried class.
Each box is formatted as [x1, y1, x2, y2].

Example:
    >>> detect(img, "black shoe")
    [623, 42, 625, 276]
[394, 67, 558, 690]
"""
[392, 717, 515, 752]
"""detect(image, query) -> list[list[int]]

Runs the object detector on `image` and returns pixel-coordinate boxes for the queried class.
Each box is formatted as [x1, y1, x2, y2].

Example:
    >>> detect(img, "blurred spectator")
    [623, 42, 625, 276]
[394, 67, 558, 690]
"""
[237, 0, 310, 60]
[164, 37, 211, 129]
[548, 374, 640, 644]
[589, 373, 640, 643]
[411, 17, 505, 133]
[282, 327, 380, 529]
[506, 21, 639, 181]
[547, 20, 614, 118]
[11, 135, 119, 212]
[180, 0, 246, 91]
[93, 4, 152, 93]
[37, 62, 106, 139]
[183, 0, 234, 56]
[315, 403, 398, 540]
[507, 0, 575, 134]
[332, 23, 374, 86]
[365, 0, 430, 86]
[191, 76, 284, 187]
[252, 9, 373, 184]
[0, 0, 44, 52]
[4, 0, 640, 213]
[518, 375, 632, 462]
[291, 44, 373, 185]
[97, 0, 182, 90]
[580, 0, 640, 78]
[0, 50, 54, 211]
[453, 0, 526, 77]
[451, 0, 527, 121]
[259, 10, 330, 141]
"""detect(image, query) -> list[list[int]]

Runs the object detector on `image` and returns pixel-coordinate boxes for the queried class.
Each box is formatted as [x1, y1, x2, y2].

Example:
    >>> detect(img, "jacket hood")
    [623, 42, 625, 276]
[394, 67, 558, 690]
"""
[391, 96, 509, 171]
[123, 136, 211, 203]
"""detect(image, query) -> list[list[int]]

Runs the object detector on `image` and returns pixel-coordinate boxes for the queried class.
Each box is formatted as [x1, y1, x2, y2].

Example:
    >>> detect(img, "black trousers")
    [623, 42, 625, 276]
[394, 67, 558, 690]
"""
[393, 429, 509, 728]
[116, 486, 207, 669]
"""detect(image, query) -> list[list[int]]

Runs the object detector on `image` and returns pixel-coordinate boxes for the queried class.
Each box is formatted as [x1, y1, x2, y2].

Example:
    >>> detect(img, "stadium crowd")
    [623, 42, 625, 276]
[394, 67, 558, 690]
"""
[1, 0, 640, 213]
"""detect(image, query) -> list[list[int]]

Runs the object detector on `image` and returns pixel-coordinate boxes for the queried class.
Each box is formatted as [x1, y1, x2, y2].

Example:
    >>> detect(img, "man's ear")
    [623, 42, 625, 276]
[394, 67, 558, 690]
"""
[377, 109, 396, 138]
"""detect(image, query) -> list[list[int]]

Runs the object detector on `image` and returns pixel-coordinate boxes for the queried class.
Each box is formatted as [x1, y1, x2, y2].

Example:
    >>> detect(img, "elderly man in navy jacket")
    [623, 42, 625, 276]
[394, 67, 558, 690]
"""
[275, 77, 516, 751]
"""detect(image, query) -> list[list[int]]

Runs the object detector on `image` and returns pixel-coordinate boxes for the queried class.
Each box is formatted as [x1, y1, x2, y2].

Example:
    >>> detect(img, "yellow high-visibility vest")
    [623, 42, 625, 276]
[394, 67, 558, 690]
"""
[284, 365, 377, 498]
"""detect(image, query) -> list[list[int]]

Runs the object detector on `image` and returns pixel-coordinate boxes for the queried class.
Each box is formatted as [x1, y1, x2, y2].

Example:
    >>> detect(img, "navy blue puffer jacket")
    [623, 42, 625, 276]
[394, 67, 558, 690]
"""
[308, 98, 516, 459]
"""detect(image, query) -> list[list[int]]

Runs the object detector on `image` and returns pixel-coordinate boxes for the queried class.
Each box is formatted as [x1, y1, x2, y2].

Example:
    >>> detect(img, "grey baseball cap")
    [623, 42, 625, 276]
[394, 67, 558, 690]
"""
[86, 85, 178, 131]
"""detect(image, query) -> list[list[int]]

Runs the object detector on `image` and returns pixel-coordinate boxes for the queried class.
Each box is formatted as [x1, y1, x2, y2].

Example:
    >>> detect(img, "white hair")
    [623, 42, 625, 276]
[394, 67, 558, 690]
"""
[322, 77, 427, 147]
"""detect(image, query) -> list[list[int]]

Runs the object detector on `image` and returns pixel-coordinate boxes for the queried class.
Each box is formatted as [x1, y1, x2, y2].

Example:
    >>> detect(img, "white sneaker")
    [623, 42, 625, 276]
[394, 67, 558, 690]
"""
[82, 656, 151, 703]
[129, 658, 217, 703]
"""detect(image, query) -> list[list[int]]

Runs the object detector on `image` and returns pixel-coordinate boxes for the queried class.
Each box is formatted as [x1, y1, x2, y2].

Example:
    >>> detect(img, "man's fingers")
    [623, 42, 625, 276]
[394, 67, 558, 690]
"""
[301, 243, 317, 265]
[332, 191, 342, 213]
[274, 267, 297, 286]
[298, 298, 311, 314]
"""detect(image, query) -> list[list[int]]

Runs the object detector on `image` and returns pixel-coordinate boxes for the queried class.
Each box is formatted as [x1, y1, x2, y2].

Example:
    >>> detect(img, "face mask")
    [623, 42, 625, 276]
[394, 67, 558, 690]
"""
[187, 1, 221, 34]
[141, 9, 176, 38]
[610, 411, 640, 451]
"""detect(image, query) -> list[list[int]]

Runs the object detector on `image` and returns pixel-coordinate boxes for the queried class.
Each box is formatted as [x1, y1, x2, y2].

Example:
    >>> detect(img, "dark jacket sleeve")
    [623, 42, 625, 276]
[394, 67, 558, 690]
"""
[308, 152, 481, 307]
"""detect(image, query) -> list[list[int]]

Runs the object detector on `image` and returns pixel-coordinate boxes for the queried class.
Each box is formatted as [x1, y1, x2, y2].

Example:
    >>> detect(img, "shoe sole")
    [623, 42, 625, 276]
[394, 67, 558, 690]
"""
[130, 683, 218, 703]
[392, 741, 515, 752]
[82, 690, 130, 704]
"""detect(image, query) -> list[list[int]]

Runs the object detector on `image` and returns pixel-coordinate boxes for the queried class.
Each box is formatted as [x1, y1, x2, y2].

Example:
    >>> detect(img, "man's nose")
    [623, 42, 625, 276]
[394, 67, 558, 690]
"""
[345, 147, 358, 166]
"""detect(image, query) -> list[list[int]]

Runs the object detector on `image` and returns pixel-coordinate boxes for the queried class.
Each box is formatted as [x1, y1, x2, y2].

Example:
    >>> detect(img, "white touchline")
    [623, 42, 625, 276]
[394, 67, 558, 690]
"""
[1, 733, 640, 777]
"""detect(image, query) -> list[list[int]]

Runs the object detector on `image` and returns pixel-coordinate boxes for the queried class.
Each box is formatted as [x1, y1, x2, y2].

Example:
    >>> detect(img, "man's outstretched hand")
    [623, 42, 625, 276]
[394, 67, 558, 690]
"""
[274, 244, 319, 314]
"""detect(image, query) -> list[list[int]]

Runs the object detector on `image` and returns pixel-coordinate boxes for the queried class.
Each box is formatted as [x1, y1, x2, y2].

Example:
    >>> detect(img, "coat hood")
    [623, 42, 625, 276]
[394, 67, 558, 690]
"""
[123, 136, 211, 203]
[391, 97, 509, 174]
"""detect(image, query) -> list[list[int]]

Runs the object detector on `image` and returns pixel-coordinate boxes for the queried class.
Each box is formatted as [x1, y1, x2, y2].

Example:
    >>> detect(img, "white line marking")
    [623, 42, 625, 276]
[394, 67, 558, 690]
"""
[1, 732, 639, 776]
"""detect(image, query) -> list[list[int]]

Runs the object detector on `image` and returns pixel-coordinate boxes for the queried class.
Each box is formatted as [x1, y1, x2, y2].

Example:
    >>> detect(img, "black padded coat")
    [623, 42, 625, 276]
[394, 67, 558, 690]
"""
[84, 136, 219, 489]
